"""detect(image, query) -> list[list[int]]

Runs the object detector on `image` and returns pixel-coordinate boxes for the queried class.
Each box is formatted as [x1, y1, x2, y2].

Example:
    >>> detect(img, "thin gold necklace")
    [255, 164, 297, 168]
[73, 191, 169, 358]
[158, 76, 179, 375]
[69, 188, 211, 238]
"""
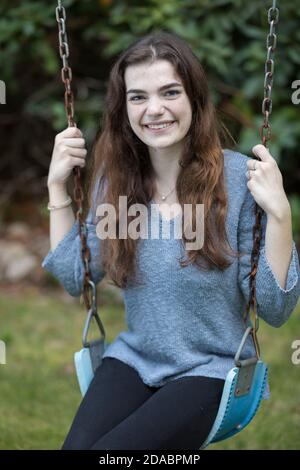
[156, 182, 176, 201]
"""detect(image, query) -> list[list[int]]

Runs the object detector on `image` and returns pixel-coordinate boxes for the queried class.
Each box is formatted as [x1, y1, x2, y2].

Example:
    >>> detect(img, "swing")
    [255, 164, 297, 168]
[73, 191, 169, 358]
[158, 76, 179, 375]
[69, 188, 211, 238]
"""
[55, 0, 279, 448]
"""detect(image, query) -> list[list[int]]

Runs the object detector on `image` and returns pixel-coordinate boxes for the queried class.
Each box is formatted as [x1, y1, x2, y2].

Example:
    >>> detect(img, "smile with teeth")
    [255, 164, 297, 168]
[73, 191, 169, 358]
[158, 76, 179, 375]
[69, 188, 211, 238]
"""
[145, 121, 176, 130]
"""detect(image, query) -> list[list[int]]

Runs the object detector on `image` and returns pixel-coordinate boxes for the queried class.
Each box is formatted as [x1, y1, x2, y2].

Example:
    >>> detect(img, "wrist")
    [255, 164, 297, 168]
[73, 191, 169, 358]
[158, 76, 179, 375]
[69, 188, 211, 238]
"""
[47, 180, 67, 191]
[48, 183, 70, 204]
[267, 200, 292, 224]
[47, 196, 72, 211]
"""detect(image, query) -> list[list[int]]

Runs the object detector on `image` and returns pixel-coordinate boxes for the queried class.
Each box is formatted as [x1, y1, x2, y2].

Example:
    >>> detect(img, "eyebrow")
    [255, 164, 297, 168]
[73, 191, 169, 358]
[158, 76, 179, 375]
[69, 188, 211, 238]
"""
[126, 82, 183, 94]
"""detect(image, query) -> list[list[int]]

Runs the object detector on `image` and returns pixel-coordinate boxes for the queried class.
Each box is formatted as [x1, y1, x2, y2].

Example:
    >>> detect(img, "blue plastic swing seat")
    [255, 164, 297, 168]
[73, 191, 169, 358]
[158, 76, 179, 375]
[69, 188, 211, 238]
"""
[74, 341, 268, 449]
[199, 359, 268, 448]
[74, 339, 110, 397]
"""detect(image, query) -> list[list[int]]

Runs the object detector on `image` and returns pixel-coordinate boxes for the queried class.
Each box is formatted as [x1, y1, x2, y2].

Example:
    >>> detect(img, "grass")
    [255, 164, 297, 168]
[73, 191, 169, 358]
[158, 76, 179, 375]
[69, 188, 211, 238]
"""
[0, 286, 299, 450]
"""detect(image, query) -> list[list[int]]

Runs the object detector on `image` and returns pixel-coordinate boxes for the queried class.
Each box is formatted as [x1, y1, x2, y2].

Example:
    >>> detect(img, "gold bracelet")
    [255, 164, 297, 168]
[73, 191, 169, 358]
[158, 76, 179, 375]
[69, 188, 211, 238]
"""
[47, 196, 72, 211]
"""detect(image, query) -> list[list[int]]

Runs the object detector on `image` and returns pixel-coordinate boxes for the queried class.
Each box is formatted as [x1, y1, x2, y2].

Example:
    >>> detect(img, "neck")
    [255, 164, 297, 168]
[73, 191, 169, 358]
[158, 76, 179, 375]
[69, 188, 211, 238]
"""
[148, 142, 183, 189]
[147, 143, 185, 203]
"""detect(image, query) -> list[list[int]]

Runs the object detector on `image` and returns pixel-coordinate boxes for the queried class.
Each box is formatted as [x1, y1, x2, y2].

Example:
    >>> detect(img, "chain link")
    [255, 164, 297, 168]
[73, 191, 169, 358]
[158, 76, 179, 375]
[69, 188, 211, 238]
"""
[259, 0, 278, 146]
[245, 0, 279, 358]
[56, 0, 93, 311]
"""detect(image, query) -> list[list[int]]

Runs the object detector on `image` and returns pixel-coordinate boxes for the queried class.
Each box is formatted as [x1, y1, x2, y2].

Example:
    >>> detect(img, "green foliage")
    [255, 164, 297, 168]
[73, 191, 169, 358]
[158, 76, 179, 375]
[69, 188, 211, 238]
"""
[290, 194, 300, 245]
[1, 0, 299, 233]
[1, 1, 299, 152]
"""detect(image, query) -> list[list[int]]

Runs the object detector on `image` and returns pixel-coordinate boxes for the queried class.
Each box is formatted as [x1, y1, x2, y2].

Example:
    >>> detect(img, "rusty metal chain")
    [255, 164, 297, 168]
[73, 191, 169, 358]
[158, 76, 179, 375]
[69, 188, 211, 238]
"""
[259, 0, 279, 147]
[56, 0, 93, 311]
[244, 0, 279, 358]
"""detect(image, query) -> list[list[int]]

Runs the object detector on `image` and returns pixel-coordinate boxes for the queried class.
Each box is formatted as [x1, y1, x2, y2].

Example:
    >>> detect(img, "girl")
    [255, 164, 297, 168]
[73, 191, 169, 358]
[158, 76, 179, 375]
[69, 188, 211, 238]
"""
[42, 31, 300, 450]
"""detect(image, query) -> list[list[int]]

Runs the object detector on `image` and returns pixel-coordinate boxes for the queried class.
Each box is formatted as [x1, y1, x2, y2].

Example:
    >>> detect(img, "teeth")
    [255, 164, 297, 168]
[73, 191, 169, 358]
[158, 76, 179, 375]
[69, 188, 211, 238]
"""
[147, 122, 174, 129]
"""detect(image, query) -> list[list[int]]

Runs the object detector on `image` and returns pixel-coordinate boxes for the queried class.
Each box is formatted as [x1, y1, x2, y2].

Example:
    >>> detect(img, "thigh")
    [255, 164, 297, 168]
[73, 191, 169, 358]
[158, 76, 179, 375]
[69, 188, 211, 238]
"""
[62, 357, 157, 450]
[90, 375, 225, 450]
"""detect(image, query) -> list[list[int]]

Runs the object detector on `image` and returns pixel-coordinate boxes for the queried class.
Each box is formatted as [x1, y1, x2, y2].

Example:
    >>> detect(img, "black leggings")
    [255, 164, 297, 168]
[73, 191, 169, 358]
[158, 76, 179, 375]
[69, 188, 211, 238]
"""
[62, 357, 225, 450]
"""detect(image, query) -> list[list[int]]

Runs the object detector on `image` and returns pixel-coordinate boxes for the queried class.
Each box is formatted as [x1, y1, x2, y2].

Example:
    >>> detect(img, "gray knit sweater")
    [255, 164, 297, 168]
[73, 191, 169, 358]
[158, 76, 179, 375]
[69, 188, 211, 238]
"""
[42, 149, 300, 400]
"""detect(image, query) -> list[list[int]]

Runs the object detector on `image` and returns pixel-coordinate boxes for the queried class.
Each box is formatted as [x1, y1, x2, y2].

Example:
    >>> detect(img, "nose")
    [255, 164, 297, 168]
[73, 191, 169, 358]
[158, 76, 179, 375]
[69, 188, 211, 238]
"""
[146, 96, 166, 115]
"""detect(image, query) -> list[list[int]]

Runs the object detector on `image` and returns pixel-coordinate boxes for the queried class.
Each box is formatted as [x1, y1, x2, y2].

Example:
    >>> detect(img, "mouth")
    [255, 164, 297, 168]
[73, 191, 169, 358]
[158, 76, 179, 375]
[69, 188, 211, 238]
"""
[143, 121, 176, 133]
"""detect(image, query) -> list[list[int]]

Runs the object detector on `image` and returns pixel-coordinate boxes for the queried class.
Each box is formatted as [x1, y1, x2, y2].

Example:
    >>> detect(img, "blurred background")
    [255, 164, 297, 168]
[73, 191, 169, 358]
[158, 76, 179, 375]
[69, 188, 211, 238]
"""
[0, 0, 299, 450]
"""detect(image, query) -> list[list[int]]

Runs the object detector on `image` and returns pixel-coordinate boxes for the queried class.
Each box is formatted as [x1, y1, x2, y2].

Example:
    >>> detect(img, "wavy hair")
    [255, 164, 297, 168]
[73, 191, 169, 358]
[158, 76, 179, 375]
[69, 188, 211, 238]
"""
[85, 30, 240, 288]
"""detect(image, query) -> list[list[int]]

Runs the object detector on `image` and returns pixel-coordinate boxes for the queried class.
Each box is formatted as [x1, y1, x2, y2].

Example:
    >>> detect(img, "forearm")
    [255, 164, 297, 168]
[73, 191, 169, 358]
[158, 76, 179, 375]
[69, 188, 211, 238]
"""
[265, 204, 293, 290]
[48, 184, 75, 251]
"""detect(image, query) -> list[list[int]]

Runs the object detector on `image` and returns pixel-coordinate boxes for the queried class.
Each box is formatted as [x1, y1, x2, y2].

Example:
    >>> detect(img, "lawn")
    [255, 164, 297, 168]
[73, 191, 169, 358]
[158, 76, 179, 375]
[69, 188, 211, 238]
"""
[0, 286, 299, 450]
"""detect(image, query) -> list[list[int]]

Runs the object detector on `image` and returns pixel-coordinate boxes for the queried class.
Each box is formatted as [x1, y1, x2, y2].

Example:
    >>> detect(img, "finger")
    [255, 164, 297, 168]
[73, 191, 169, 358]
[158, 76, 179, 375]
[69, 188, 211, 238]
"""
[246, 159, 261, 171]
[65, 126, 83, 137]
[252, 144, 274, 162]
[245, 169, 254, 179]
[71, 156, 86, 167]
[58, 127, 83, 139]
[62, 138, 86, 148]
[69, 148, 87, 158]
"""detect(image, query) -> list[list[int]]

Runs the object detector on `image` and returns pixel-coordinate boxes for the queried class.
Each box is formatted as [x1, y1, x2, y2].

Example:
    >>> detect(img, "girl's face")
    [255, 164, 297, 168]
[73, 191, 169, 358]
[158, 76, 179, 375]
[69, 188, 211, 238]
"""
[125, 60, 193, 150]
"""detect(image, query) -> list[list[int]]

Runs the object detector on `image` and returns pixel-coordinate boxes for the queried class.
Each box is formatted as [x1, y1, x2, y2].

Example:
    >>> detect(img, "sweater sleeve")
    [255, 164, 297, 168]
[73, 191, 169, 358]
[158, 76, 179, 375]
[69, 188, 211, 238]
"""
[41, 174, 107, 297]
[41, 210, 105, 297]
[237, 187, 300, 328]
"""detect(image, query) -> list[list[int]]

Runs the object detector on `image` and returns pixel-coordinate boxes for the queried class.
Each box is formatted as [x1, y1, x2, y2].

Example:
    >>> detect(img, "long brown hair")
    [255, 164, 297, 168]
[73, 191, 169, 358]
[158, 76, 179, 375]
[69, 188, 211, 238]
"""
[86, 30, 240, 289]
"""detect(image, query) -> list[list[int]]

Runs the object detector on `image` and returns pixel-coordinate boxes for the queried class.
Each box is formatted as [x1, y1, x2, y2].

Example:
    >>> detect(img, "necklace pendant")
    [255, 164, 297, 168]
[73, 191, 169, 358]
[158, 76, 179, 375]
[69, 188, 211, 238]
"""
[161, 195, 166, 200]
